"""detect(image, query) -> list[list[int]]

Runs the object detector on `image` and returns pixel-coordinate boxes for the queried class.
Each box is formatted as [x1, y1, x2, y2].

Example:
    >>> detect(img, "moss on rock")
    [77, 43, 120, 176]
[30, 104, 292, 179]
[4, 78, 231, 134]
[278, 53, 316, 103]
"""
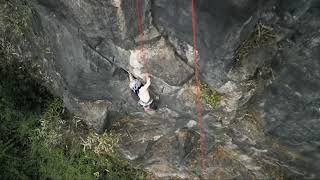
[201, 82, 220, 107]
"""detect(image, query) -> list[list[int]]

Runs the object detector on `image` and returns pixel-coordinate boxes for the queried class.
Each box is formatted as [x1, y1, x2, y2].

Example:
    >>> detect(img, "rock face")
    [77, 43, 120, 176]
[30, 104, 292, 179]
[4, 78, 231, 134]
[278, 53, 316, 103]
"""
[18, 0, 320, 178]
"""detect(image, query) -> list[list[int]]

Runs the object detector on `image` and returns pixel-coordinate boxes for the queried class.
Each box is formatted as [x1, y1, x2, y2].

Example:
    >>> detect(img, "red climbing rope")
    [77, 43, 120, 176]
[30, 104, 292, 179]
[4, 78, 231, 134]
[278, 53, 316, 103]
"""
[134, 0, 148, 79]
[191, 0, 206, 179]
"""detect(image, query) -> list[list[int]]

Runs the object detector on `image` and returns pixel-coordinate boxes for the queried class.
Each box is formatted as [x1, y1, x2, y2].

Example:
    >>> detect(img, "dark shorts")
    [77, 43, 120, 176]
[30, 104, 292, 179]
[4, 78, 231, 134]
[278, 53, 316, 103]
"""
[139, 99, 153, 107]
[141, 99, 157, 110]
[131, 91, 157, 110]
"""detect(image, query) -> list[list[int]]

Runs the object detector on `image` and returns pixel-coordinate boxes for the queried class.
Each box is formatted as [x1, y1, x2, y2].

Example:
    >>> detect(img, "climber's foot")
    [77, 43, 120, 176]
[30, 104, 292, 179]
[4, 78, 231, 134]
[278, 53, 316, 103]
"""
[144, 106, 151, 112]
[144, 106, 155, 114]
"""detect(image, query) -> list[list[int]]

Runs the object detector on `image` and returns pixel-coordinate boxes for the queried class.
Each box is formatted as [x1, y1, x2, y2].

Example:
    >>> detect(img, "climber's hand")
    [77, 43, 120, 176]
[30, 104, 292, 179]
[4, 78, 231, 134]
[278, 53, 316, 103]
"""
[143, 73, 149, 81]
[129, 72, 134, 81]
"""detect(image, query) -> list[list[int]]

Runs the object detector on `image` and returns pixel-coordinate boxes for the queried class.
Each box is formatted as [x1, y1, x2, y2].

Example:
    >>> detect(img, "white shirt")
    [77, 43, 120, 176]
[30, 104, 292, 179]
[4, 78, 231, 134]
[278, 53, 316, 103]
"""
[138, 78, 151, 103]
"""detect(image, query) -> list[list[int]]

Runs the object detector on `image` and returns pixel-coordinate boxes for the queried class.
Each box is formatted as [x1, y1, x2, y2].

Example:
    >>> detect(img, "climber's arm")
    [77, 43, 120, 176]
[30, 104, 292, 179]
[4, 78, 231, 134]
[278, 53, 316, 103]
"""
[140, 77, 151, 91]
[129, 72, 134, 82]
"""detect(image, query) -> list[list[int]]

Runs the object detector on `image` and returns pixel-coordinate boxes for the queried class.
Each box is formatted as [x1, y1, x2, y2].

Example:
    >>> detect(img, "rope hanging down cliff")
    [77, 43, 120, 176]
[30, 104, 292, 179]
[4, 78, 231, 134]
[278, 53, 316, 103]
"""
[134, 0, 149, 79]
[133, 0, 156, 112]
[191, 0, 206, 179]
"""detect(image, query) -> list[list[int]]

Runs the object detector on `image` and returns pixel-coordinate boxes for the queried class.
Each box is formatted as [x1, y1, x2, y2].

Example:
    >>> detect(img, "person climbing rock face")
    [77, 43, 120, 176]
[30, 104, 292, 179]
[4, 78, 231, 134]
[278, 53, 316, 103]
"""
[129, 73, 155, 112]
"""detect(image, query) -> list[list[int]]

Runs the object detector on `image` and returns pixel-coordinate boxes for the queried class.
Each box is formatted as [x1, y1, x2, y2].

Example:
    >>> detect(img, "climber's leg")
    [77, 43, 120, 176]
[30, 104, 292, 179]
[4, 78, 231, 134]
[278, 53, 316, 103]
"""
[140, 98, 156, 112]
[149, 100, 157, 110]
[144, 103, 157, 113]
[144, 106, 151, 112]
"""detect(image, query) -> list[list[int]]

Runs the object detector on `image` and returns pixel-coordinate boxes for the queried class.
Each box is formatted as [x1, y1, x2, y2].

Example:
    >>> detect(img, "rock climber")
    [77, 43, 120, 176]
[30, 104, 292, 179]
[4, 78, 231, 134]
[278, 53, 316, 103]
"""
[129, 73, 155, 111]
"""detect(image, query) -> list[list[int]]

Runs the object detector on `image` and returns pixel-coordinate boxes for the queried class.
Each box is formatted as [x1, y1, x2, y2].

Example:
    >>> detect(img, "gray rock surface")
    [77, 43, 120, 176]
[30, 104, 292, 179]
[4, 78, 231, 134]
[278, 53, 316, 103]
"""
[252, 5, 320, 175]
[15, 0, 320, 178]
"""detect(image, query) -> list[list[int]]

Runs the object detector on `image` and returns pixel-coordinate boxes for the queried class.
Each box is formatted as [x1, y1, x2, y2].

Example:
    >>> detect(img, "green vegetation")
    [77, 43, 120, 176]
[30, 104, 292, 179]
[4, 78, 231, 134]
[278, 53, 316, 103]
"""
[29, 99, 148, 179]
[235, 23, 276, 63]
[201, 83, 220, 107]
[0, 87, 148, 179]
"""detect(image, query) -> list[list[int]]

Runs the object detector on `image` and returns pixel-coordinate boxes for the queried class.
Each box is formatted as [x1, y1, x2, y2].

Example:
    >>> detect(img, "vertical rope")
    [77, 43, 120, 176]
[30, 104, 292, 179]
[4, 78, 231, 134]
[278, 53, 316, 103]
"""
[135, 0, 148, 79]
[191, 0, 206, 179]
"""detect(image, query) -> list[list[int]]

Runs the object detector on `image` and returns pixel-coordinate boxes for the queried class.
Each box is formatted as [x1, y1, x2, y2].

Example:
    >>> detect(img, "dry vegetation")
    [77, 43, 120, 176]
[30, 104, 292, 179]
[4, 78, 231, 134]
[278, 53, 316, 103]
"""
[235, 23, 276, 63]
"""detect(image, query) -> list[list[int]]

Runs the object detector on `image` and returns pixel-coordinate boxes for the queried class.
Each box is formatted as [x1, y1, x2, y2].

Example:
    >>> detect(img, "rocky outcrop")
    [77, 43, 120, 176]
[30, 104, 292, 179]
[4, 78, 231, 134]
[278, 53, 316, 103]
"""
[15, 0, 320, 178]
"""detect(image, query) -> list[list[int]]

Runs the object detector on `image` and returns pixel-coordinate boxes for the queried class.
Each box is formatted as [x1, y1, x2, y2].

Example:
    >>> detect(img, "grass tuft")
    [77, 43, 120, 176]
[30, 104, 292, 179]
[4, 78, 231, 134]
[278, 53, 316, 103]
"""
[81, 131, 120, 155]
[201, 83, 220, 107]
[235, 23, 276, 63]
